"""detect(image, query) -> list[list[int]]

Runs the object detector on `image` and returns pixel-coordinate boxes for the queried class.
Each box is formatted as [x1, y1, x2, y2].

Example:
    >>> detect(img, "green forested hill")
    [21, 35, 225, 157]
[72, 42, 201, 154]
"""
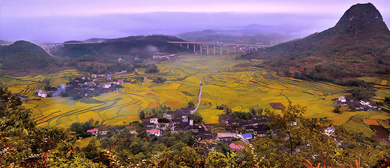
[245, 3, 390, 81]
[0, 41, 55, 70]
[57, 35, 192, 58]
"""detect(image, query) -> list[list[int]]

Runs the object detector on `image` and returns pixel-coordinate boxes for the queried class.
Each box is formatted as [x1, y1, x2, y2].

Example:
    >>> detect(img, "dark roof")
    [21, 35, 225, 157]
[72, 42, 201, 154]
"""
[201, 135, 214, 140]
[97, 134, 108, 140]
[227, 119, 237, 124]
[254, 125, 268, 134]
[172, 119, 181, 123]
[353, 101, 362, 107]
[112, 126, 125, 131]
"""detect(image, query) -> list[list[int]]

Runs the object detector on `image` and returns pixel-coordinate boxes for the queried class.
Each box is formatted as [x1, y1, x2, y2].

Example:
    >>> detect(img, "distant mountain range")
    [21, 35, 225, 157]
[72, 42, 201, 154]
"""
[0, 40, 12, 45]
[246, 3, 390, 81]
[177, 25, 295, 45]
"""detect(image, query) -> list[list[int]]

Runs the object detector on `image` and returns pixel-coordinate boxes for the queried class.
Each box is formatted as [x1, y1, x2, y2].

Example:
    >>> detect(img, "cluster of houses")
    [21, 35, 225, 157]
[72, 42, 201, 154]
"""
[140, 107, 280, 151]
[35, 73, 128, 99]
[83, 105, 341, 154]
[335, 96, 380, 111]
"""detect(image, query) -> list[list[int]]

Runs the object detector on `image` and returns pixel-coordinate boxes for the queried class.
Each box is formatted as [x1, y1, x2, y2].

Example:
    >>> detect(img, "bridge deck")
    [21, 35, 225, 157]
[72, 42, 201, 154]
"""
[167, 41, 272, 47]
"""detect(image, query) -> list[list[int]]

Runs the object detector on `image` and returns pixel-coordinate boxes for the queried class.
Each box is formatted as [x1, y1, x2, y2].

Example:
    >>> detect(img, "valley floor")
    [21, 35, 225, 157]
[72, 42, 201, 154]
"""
[1, 54, 390, 136]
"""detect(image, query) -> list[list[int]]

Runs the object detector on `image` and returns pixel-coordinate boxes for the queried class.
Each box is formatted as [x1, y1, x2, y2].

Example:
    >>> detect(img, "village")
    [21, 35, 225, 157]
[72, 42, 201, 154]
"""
[334, 95, 381, 112]
[35, 71, 134, 99]
[85, 106, 338, 153]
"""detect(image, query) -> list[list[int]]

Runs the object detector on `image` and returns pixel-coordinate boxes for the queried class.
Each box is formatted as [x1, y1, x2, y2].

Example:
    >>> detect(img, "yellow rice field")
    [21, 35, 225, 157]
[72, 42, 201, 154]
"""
[1, 54, 389, 132]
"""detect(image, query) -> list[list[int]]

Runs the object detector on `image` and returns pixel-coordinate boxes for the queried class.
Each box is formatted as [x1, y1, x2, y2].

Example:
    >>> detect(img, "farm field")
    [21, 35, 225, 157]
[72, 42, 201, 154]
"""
[1, 54, 390, 136]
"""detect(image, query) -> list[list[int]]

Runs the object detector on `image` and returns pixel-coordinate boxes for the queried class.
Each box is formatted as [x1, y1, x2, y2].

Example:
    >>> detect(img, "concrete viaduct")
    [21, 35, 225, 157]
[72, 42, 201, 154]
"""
[39, 42, 102, 52]
[167, 41, 272, 55]
[39, 41, 272, 55]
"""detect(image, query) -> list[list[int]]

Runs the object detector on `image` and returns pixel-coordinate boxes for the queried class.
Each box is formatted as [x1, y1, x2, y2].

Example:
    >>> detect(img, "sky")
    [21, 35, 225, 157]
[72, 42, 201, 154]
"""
[1, 0, 390, 43]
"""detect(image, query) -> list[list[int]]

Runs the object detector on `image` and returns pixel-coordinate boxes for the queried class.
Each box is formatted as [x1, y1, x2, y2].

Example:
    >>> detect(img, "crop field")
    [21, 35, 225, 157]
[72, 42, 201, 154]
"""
[0, 69, 82, 97]
[2, 55, 390, 133]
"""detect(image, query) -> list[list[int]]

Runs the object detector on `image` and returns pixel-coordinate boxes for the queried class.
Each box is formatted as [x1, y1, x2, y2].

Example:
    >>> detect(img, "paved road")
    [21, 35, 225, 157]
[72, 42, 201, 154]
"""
[191, 70, 218, 114]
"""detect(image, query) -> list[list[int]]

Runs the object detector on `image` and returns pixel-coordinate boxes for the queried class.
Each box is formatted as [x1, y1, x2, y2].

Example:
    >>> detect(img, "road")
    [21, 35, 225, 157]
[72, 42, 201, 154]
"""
[191, 70, 218, 114]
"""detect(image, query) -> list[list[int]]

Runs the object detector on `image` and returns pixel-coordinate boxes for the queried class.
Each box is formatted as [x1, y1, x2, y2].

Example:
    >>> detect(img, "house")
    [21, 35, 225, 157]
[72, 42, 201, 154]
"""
[150, 118, 158, 124]
[242, 133, 252, 140]
[118, 58, 123, 62]
[157, 123, 169, 129]
[254, 125, 268, 137]
[369, 101, 378, 109]
[325, 126, 335, 136]
[87, 128, 99, 136]
[91, 74, 97, 78]
[117, 80, 124, 84]
[107, 76, 112, 80]
[360, 100, 370, 106]
[102, 83, 111, 88]
[163, 113, 172, 120]
[339, 96, 346, 102]
[229, 143, 244, 151]
[353, 101, 363, 110]
[35, 89, 47, 98]
[182, 116, 189, 122]
[144, 122, 155, 129]
[227, 119, 238, 125]
[148, 129, 160, 136]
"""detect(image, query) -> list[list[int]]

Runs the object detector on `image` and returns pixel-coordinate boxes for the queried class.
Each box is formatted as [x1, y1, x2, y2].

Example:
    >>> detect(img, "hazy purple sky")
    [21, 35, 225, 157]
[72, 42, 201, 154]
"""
[1, 0, 389, 42]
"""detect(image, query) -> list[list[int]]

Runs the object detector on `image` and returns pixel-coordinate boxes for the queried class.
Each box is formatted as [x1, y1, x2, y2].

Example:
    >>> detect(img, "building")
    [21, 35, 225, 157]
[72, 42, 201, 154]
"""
[148, 129, 160, 136]
[87, 128, 99, 136]
[150, 118, 158, 124]
[163, 113, 172, 120]
[242, 133, 252, 140]
[35, 89, 47, 98]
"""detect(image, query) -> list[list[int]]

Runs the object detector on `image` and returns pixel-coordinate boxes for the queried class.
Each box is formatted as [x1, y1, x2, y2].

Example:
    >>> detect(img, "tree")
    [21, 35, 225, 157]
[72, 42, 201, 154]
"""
[70, 122, 85, 137]
[224, 107, 232, 115]
[139, 110, 145, 120]
[71, 88, 82, 100]
[260, 101, 336, 167]
[205, 151, 237, 168]
[333, 105, 341, 113]
[158, 117, 170, 123]
[145, 64, 159, 73]
[187, 101, 195, 108]
[193, 114, 203, 123]
[81, 137, 100, 162]
[348, 103, 356, 111]
[214, 141, 231, 155]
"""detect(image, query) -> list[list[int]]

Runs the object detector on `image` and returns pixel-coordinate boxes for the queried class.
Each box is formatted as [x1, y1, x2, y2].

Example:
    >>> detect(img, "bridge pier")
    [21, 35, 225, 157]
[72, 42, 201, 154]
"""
[227, 46, 229, 55]
[213, 45, 216, 55]
[207, 45, 209, 55]
[200, 44, 202, 54]
[180, 43, 182, 47]
[194, 44, 196, 53]
[234, 46, 237, 54]
[220, 45, 223, 55]
[187, 43, 189, 49]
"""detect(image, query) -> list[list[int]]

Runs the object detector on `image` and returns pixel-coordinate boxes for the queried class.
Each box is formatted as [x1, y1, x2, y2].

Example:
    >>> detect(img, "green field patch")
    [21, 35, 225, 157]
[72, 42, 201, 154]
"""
[342, 119, 376, 137]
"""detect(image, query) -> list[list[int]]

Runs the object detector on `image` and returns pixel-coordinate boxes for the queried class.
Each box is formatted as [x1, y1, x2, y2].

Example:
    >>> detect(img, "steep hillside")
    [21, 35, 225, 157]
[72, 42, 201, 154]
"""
[0, 41, 55, 70]
[246, 3, 390, 81]
[56, 35, 192, 59]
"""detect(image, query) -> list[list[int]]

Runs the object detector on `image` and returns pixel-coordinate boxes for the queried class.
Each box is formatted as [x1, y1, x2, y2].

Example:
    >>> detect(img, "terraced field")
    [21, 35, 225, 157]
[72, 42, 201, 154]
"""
[1, 55, 390, 133]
